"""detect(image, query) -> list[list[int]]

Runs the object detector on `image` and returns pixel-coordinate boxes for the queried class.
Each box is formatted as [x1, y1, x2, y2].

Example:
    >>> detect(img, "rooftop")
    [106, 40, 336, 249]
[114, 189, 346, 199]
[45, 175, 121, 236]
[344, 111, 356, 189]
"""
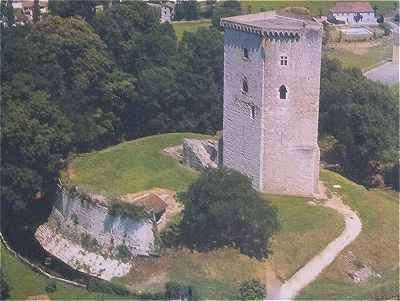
[128, 193, 168, 214]
[221, 10, 319, 31]
[331, 2, 373, 13]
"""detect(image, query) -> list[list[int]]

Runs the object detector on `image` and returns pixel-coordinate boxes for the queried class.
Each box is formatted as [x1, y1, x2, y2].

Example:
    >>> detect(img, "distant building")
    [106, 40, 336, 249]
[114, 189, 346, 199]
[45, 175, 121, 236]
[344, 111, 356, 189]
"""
[329, 2, 377, 25]
[160, 0, 175, 23]
[13, 0, 48, 24]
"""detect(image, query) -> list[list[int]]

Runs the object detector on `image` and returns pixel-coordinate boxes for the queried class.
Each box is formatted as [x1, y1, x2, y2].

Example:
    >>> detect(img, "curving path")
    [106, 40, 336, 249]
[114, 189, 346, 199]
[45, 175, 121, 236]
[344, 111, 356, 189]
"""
[270, 189, 362, 300]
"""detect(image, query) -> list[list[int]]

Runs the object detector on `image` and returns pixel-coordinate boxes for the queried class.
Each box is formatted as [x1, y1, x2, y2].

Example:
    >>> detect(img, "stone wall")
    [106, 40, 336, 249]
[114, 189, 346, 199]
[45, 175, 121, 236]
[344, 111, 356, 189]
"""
[35, 186, 157, 280]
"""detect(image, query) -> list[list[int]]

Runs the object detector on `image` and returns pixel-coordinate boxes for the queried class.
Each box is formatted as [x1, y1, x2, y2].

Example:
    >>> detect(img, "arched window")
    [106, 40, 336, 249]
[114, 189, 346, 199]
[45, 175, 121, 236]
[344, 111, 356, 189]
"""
[279, 85, 287, 99]
[241, 77, 248, 94]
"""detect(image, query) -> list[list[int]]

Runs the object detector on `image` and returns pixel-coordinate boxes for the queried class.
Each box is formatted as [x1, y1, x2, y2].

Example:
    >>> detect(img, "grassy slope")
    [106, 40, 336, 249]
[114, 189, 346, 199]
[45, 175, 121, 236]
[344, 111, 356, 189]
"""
[172, 19, 211, 41]
[326, 39, 393, 71]
[298, 169, 399, 299]
[66, 133, 211, 197]
[0, 242, 115, 300]
[241, 1, 397, 16]
[118, 194, 344, 299]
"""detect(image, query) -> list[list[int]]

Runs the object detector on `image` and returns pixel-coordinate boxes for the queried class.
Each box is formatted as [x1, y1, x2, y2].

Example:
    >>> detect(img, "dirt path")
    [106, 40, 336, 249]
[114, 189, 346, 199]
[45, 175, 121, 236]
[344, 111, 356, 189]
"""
[270, 187, 362, 300]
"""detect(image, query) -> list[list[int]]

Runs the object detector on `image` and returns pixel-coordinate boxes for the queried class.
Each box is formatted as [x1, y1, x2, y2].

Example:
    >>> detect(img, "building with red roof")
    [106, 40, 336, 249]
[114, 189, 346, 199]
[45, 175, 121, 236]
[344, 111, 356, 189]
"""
[329, 2, 377, 26]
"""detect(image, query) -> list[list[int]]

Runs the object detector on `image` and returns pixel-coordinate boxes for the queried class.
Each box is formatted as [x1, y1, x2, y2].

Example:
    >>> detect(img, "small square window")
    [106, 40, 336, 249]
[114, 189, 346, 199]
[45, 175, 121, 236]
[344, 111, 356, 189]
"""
[243, 48, 249, 59]
[280, 56, 288, 66]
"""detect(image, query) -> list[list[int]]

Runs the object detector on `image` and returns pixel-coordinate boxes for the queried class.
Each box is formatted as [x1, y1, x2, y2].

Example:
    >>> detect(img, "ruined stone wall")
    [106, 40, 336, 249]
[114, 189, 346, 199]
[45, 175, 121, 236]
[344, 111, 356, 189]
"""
[262, 24, 321, 196]
[35, 186, 156, 280]
[222, 29, 264, 188]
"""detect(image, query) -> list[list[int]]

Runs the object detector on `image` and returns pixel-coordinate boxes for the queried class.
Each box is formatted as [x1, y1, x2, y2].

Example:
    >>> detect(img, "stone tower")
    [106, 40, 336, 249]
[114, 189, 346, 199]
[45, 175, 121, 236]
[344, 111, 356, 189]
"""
[221, 11, 322, 197]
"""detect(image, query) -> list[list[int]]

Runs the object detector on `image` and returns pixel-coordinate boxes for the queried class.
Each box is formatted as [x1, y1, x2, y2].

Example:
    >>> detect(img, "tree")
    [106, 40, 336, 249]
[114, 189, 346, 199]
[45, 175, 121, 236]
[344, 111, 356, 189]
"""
[319, 57, 398, 185]
[6, 0, 15, 27]
[180, 168, 278, 259]
[211, 0, 241, 29]
[239, 279, 266, 300]
[48, 0, 97, 21]
[32, 0, 40, 23]
[0, 269, 10, 300]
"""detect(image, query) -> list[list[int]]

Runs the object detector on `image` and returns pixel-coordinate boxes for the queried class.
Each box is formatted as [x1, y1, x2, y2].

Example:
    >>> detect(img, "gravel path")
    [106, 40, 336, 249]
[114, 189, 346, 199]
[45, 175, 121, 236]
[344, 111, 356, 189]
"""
[271, 190, 362, 300]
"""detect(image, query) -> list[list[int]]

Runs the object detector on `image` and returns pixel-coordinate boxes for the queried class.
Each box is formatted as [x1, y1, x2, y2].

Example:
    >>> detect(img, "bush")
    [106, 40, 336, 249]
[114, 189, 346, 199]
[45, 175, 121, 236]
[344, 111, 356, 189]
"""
[379, 22, 391, 35]
[0, 269, 10, 300]
[45, 280, 57, 293]
[181, 168, 278, 260]
[115, 244, 132, 260]
[239, 279, 266, 300]
[165, 281, 193, 300]
[384, 161, 399, 191]
[160, 215, 183, 248]
[80, 233, 100, 252]
[87, 279, 129, 296]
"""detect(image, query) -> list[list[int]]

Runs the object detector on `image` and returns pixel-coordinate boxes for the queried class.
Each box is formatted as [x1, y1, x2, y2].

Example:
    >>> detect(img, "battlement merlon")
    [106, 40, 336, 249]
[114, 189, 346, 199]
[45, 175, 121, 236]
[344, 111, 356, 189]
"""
[220, 12, 322, 42]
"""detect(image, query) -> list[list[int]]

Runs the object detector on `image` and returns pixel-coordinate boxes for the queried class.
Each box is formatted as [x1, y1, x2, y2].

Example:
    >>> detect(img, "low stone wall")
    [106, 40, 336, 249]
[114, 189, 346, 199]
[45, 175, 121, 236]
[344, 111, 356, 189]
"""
[35, 186, 158, 280]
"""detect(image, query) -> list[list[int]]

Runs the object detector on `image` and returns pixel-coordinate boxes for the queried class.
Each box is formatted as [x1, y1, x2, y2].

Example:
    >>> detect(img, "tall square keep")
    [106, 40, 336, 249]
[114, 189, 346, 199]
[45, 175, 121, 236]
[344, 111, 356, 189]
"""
[221, 11, 322, 197]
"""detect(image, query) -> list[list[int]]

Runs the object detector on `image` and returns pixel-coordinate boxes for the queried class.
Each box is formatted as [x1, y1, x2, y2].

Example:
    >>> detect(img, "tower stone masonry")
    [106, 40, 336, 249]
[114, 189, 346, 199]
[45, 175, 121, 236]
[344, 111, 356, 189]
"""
[221, 11, 322, 197]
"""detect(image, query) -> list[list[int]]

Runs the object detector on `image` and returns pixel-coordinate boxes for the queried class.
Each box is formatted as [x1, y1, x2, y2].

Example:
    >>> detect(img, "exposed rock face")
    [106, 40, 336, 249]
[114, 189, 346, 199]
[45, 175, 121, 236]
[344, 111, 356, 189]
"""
[182, 139, 218, 171]
[35, 186, 158, 280]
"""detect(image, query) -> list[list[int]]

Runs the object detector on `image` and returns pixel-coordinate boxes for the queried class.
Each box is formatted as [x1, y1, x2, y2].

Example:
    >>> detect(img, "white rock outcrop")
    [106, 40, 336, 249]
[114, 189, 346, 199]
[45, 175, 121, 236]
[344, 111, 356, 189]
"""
[182, 139, 218, 171]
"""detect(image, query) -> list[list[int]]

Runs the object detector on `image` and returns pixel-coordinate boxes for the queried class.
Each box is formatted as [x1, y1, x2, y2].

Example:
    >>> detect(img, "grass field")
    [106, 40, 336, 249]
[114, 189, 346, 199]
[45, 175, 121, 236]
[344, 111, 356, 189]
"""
[172, 19, 211, 41]
[66, 133, 211, 197]
[241, 1, 398, 16]
[0, 242, 115, 300]
[297, 169, 399, 300]
[118, 193, 344, 299]
[326, 38, 393, 71]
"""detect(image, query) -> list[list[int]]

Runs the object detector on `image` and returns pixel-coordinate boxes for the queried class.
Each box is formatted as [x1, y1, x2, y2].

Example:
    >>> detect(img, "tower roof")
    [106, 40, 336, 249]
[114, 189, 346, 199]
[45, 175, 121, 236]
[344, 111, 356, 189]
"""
[221, 11, 320, 32]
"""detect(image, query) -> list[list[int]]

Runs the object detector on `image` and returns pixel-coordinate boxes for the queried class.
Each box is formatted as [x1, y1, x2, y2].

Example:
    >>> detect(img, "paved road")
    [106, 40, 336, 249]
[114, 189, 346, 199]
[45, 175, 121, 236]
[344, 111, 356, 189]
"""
[364, 61, 399, 86]
[270, 192, 362, 300]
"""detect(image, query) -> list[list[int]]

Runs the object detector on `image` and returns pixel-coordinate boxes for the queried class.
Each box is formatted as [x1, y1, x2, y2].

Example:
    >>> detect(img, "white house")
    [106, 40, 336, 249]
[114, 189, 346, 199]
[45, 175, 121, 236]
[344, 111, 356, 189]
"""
[329, 2, 377, 26]
[160, 1, 175, 23]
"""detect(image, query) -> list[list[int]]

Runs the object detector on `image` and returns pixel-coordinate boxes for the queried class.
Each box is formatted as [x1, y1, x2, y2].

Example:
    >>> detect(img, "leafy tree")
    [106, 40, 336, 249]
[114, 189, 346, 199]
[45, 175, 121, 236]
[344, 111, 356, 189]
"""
[176, 28, 223, 133]
[32, 0, 40, 23]
[5, 0, 15, 27]
[180, 168, 278, 259]
[240, 279, 266, 300]
[319, 57, 398, 185]
[0, 269, 10, 300]
[211, 0, 241, 29]
[48, 0, 98, 21]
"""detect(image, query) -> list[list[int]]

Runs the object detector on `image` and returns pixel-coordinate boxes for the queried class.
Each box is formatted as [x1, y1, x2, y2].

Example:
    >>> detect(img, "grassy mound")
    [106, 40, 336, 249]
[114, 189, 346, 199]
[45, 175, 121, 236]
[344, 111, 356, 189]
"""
[65, 133, 211, 197]
[298, 170, 399, 300]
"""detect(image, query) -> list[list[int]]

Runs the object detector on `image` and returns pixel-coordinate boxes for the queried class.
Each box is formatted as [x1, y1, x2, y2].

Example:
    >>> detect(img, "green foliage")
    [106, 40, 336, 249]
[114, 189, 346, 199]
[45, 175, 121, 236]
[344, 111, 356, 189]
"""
[379, 22, 391, 35]
[384, 162, 399, 191]
[87, 279, 129, 296]
[115, 244, 132, 261]
[175, 0, 199, 21]
[80, 233, 100, 252]
[181, 168, 278, 259]
[0, 268, 10, 300]
[165, 281, 194, 300]
[48, 0, 101, 21]
[160, 214, 183, 248]
[239, 279, 266, 300]
[45, 280, 57, 293]
[319, 57, 398, 185]
[211, 0, 241, 28]
[108, 200, 146, 220]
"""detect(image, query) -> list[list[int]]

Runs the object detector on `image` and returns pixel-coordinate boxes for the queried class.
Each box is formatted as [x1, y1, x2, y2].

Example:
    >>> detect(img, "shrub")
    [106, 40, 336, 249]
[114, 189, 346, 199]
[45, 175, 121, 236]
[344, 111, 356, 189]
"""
[87, 279, 129, 296]
[80, 233, 100, 252]
[115, 244, 132, 260]
[181, 168, 278, 260]
[165, 281, 193, 300]
[160, 214, 183, 248]
[239, 279, 266, 300]
[0, 269, 10, 300]
[45, 280, 57, 293]
[108, 200, 146, 220]
[379, 22, 391, 35]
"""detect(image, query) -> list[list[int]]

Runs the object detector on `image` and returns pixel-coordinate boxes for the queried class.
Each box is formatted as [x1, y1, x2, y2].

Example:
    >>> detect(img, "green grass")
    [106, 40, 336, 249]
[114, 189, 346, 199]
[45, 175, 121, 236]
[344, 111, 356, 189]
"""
[297, 169, 399, 299]
[172, 19, 211, 41]
[241, 1, 398, 16]
[118, 192, 344, 299]
[0, 242, 113, 300]
[326, 38, 393, 71]
[66, 133, 211, 197]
